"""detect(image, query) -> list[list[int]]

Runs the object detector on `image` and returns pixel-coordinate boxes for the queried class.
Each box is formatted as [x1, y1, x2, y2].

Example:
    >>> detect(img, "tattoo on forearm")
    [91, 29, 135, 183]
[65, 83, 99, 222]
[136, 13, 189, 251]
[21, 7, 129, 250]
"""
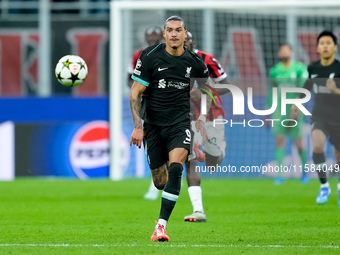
[130, 96, 142, 129]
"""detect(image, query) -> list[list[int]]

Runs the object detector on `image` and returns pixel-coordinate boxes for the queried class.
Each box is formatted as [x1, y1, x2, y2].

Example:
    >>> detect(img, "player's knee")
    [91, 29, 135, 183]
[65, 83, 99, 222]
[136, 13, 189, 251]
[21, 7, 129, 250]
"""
[294, 140, 303, 151]
[313, 144, 324, 153]
[276, 138, 285, 147]
[168, 162, 183, 180]
[312, 137, 326, 153]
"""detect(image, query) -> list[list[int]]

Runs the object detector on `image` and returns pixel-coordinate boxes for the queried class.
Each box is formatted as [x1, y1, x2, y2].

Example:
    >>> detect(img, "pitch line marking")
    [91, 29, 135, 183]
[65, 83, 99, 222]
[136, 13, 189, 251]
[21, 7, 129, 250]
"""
[0, 244, 339, 249]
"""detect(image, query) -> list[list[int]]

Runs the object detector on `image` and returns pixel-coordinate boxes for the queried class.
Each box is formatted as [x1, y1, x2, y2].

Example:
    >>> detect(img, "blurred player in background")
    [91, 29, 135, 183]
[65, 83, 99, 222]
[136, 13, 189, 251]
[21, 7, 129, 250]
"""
[267, 44, 309, 185]
[292, 30, 340, 206]
[130, 16, 209, 241]
[183, 31, 229, 222]
[127, 26, 163, 88]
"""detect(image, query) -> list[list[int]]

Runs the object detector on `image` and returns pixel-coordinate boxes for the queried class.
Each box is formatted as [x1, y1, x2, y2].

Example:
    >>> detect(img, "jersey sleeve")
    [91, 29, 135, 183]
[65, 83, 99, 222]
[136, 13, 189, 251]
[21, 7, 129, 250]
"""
[196, 50, 227, 82]
[198, 61, 209, 83]
[193, 60, 209, 94]
[131, 49, 142, 70]
[205, 54, 227, 82]
[131, 49, 152, 87]
[200, 59, 209, 79]
[127, 49, 142, 75]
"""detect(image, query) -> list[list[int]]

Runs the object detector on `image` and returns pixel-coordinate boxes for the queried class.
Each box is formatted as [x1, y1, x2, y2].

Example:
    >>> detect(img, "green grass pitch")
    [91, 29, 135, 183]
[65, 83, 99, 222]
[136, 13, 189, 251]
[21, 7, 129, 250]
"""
[0, 178, 339, 254]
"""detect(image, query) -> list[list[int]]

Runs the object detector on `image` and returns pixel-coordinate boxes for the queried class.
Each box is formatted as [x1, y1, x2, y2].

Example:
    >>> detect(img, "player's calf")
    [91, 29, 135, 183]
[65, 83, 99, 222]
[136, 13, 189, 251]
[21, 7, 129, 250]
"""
[151, 164, 168, 190]
[186, 160, 201, 186]
[157, 163, 184, 230]
[205, 153, 223, 167]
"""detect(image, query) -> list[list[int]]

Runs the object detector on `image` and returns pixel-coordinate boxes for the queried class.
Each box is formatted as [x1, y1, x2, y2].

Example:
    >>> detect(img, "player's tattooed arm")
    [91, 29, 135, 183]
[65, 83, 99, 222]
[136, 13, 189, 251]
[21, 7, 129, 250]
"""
[129, 81, 147, 148]
[130, 81, 146, 129]
[130, 97, 142, 129]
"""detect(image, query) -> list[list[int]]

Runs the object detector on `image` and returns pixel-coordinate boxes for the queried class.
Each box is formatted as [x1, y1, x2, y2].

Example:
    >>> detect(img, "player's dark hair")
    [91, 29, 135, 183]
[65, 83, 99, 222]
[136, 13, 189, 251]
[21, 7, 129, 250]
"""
[187, 31, 193, 40]
[317, 30, 337, 45]
[145, 26, 162, 36]
[164, 15, 186, 29]
[279, 43, 292, 51]
[186, 31, 195, 49]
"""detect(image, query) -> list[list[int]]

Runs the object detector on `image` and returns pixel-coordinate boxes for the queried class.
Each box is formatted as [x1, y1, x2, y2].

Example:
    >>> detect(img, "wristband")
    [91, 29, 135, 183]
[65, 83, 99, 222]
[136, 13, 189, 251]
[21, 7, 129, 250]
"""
[197, 114, 206, 123]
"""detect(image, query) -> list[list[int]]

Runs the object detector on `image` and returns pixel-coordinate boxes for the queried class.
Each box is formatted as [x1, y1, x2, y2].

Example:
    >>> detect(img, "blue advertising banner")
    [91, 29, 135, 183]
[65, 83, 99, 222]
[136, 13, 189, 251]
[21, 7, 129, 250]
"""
[0, 97, 109, 122]
[2, 96, 336, 179]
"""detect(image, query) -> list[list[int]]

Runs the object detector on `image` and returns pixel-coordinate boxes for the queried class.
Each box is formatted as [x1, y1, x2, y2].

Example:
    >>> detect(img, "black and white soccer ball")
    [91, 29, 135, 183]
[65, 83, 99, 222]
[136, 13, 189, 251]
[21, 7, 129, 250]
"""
[55, 55, 88, 87]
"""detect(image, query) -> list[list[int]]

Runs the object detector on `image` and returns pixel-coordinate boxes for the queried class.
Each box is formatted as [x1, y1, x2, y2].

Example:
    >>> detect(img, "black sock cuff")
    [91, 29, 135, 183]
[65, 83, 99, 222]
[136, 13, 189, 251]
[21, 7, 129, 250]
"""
[312, 152, 325, 164]
[164, 163, 183, 196]
[169, 162, 183, 169]
[168, 163, 183, 176]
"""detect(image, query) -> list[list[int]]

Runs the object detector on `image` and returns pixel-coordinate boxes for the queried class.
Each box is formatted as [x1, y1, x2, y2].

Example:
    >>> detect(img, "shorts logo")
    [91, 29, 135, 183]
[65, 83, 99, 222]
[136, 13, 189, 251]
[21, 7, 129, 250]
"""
[183, 129, 191, 144]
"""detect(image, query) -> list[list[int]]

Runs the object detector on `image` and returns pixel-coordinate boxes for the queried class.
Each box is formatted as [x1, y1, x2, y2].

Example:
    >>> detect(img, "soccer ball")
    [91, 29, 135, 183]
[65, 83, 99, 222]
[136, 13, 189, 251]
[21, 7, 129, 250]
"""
[55, 55, 88, 87]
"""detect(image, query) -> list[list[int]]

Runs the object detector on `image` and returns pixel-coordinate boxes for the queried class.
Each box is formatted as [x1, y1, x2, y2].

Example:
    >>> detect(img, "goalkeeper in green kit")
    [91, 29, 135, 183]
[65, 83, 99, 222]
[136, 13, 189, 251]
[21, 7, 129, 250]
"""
[267, 44, 309, 185]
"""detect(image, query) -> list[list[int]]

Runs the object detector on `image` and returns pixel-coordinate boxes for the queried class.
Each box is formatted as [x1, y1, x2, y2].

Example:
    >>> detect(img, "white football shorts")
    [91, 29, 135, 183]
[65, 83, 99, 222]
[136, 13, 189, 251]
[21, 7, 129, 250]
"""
[191, 115, 226, 158]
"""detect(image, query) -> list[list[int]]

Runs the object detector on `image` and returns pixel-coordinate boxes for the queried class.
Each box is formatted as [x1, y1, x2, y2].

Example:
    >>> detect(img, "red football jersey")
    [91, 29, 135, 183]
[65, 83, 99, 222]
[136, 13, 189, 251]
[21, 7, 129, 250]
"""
[195, 49, 227, 82]
[193, 49, 227, 121]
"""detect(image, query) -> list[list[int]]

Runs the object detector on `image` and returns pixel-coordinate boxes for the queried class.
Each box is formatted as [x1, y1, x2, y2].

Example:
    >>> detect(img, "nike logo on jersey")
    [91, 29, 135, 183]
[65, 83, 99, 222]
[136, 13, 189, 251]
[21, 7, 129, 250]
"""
[158, 67, 168, 72]
[311, 74, 318, 78]
[329, 73, 335, 79]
